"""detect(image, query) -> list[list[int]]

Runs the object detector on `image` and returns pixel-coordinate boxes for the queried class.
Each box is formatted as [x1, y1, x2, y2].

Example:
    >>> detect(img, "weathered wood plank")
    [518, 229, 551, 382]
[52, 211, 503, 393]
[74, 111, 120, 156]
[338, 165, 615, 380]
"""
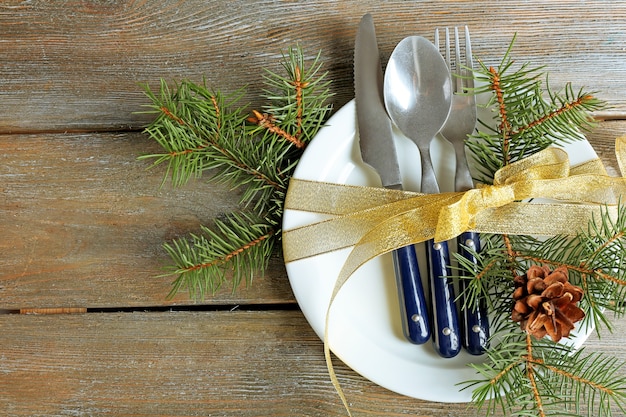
[0, 0, 625, 132]
[1, 310, 624, 417]
[0, 132, 293, 310]
[2, 122, 626, 310]
[2, 3, 625, 416]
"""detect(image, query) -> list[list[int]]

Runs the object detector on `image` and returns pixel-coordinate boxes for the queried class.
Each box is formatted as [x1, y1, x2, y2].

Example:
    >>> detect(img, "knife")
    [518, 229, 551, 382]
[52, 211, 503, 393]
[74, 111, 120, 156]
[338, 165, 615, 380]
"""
[354, 14, 430, 345]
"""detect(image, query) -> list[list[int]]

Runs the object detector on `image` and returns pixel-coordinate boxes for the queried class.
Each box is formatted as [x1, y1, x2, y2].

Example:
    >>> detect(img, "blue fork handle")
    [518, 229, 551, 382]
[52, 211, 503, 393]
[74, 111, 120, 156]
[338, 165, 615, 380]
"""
[458, 231, 490, 355]
[392, 245, 430, 344]
[427, 239, 461, 358]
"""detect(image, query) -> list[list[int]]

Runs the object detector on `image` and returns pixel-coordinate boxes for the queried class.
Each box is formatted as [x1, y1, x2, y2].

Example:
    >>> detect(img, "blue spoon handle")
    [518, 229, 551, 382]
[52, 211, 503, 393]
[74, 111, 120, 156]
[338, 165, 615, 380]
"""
[392, 245, 430, 344]
[427, 239, 461, 358]
[458, 231, 490, 355]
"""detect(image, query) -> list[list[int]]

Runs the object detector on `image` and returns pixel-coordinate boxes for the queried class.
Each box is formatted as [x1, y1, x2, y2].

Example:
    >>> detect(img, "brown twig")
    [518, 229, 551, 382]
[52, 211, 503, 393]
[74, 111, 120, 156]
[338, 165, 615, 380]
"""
[512, 94, 597, 136]
[475, 258, 499, 282]
[182, 230, 274, 273]
[489, 66, 512, 165]
[20, 307, 87, 315]
[512, 251, 626, 287]
[527, 356, 616, 396]
[210, 94, 221, 129]
[160, 106, 186, 126]
[248, 110, 306, 149]
[160, 103, 283, 191]
[489, 359, 522, 386]
[291, 66, 309, 138]
[525, 334, 547, 417]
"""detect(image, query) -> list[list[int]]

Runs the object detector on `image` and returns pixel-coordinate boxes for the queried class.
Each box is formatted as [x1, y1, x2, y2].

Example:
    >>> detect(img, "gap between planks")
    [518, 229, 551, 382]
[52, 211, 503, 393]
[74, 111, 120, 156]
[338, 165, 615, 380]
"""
[0, 303, 300, 315]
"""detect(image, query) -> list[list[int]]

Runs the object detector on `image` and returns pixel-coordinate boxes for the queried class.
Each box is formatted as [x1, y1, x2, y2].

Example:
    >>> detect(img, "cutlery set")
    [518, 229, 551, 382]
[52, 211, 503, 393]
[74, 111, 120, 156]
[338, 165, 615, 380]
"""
[354, 14, 489, 358]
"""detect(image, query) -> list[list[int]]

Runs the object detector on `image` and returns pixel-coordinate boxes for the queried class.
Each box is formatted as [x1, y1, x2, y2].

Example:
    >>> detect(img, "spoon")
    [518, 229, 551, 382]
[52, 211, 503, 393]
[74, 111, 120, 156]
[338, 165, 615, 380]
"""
[384, 36, 460, 358]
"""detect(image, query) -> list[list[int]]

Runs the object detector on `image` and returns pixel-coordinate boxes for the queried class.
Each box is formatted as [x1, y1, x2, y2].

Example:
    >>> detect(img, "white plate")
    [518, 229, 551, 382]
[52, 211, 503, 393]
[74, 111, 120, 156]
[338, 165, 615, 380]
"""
[282, 99, 598, 402]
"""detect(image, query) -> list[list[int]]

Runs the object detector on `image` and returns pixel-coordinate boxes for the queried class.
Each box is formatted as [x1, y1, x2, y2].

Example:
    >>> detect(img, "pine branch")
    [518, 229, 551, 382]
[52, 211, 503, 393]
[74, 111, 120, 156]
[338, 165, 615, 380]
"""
[254, 46, 333, 145]
[139, 80, 252, 188]
[458, 207, 626, 417]
[467, 36, 605, 183]
[457, 207, 626, 416]
[505, 204, 626, 334]
[467, 333, 626, 417]
[140, 45, 332, 297]
[534, 348, 626, 417]
[454, 234, 516, 314]
[165, 212, 275, 299]
[453, 36, 625, 417]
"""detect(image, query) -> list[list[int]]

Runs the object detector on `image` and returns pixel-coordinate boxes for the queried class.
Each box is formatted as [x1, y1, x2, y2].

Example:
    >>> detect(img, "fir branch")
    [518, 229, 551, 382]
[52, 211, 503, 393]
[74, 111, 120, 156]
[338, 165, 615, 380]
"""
[459, 205, 626, 416]
[454, 35, 625, 417]
[139, 80, 250, 188]
[140, 45, 332, 297]
[165, 212, 275, 299]
[455, 204, 626, 417]
[466, 331, 626, 417]
[468, 37, 605, 183]
[527, 341, 626, 417]
[505, 204, 626, 334]
[454, 234, 516, 314]
[252, 46, 333, 146]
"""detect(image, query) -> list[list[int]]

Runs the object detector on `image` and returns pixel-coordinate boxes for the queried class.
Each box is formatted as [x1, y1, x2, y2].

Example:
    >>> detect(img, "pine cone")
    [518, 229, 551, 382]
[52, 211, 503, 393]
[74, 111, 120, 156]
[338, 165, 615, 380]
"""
[511, 265, 585, 342]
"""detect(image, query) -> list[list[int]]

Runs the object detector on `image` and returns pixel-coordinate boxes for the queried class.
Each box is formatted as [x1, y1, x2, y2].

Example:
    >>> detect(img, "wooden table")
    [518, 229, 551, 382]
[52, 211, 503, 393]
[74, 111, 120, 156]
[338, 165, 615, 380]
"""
[2, 2, 626, 415]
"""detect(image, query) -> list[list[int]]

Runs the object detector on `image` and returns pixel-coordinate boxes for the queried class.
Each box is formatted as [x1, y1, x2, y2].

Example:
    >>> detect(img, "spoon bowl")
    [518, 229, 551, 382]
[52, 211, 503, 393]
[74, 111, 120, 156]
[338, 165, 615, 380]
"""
[384, 36, 452, 194]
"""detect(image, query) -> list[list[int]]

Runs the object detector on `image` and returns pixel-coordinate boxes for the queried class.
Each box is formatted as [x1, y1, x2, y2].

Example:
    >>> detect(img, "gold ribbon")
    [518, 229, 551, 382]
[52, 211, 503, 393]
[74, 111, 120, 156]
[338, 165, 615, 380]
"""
[284, 146, 626, 263]
[282, 137, 626, 415]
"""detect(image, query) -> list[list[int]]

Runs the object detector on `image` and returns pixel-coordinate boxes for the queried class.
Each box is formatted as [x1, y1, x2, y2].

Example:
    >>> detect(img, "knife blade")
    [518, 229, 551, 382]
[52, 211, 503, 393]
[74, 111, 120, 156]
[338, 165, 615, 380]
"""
[354, 13, 430, 344]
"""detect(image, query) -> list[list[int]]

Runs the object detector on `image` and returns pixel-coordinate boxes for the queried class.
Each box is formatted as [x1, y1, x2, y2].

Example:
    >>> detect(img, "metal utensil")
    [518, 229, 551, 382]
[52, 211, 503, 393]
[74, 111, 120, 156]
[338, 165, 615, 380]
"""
[384, 36, 461, 358]
[354, 14, 430, 344]
[437, 26, 489, 355]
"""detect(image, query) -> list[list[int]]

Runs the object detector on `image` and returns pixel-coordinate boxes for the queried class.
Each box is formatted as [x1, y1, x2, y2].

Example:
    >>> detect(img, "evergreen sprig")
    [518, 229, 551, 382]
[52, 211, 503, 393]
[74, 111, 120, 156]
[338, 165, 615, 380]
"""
[467, 35, 605, 183]
[140, 46, 332, 296]
[164, 212, 275, 300]
[455, 38, 626, 417]
[468, 332, 626, 417]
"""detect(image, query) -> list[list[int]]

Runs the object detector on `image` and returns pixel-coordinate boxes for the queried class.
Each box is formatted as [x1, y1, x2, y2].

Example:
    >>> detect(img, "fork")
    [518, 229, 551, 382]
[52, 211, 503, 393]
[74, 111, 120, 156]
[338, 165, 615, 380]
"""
[437, 26, 490, 355]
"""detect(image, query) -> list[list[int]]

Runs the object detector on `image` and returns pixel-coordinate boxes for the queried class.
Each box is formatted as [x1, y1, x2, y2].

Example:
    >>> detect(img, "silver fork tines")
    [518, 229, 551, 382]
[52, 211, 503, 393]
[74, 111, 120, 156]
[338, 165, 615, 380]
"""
[437, 26, 491, 356]
[437, 26, 476, 192]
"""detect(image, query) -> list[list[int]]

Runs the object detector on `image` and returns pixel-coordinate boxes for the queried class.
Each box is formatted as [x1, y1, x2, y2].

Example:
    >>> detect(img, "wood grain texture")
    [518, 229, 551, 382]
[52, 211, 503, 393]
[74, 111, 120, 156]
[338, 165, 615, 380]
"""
[0, 0, 625, 132]
[0, 132, 293, 309]
[3, 121, 626, 310]
[2, 3, 626, 415]
[2, 122, 626, 310]
[1, 310, 625, 417]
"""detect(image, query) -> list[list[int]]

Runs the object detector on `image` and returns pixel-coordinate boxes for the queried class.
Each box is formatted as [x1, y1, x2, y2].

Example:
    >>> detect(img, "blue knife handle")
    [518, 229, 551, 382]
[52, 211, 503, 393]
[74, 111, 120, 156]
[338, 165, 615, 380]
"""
[392, 245, 430, 344]
[427, 239, 461, 358]
[458, 231, 490, 355]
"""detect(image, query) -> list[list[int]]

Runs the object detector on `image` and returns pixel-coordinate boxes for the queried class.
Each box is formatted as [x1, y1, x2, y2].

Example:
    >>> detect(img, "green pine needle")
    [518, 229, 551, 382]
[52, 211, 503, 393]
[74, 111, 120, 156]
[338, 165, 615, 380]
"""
[164, 212, 275, 299]
[139, 45, 332, 297]
[453, 37, 626, 417]
[465, 337, 626, 417]
[468, 36, 605, 183]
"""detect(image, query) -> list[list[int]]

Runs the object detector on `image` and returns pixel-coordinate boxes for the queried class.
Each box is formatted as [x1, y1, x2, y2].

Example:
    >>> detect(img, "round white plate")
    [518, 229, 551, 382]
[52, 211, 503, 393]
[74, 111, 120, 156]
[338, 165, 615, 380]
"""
[283, 99, 598, 402]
